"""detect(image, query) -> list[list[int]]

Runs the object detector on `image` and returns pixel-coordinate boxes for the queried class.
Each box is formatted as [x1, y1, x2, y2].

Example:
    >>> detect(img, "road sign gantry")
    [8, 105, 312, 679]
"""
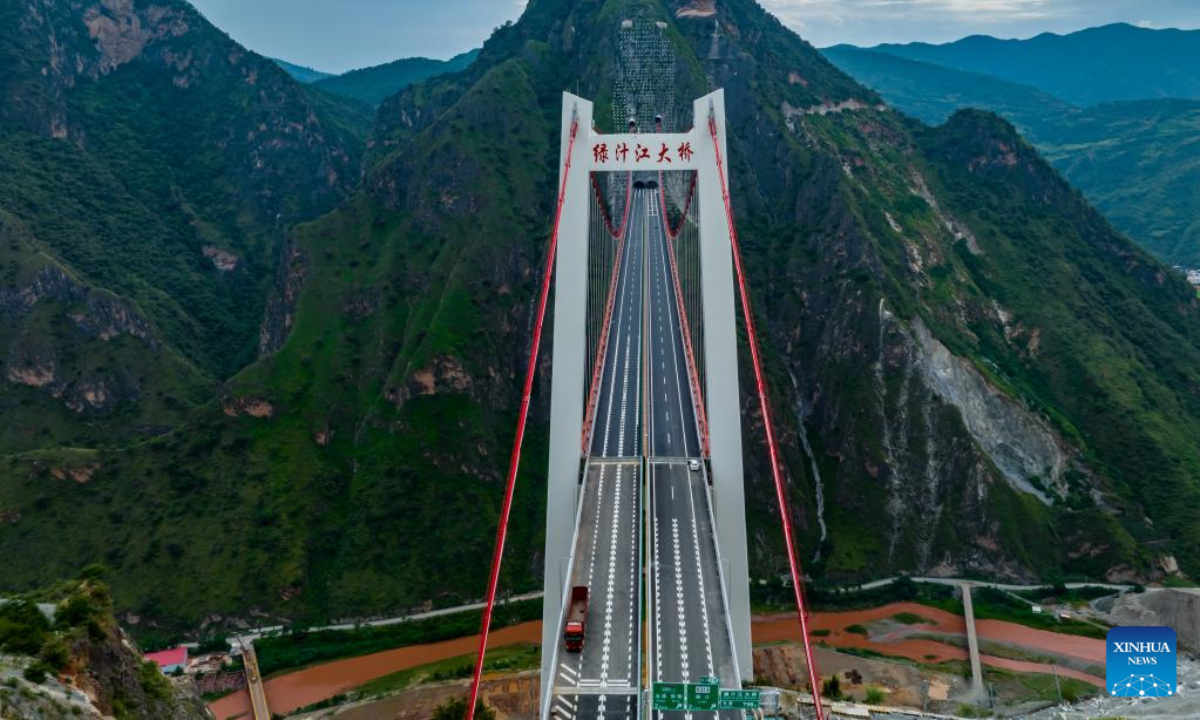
[652, 678, 762, 712]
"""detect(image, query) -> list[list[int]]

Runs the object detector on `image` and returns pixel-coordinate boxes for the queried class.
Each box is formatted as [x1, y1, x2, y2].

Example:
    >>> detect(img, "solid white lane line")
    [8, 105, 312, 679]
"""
[654, 201, 695, 459]
[599, 199, 635, 458]
[686, 470, 716, 677]
[586, 465, 607, 585]
[652, 483, 663, 683]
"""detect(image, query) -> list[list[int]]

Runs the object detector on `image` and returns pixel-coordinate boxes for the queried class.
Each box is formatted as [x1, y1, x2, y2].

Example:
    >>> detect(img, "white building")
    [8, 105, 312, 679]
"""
[1187, 269, 1200, 286]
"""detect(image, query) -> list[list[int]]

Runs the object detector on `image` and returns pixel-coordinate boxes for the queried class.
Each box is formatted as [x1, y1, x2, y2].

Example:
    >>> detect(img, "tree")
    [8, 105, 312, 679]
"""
[431, 697, 495, 720]
[822, 674, 843, 701]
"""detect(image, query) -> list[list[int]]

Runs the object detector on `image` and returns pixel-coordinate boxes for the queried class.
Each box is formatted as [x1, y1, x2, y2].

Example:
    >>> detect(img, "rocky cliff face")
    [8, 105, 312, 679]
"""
[0, 580, 210, 719]
[0, 216, 213, 451]
[1107, 589, 1200, 652]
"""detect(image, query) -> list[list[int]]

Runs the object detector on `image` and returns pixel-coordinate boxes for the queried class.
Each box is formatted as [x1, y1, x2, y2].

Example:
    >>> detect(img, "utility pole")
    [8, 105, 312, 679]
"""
[1052, 664, 1063, 703]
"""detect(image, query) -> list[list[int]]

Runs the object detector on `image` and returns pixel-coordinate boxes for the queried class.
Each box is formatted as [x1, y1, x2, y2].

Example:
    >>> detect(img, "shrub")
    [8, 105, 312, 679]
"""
[195, 636, 229, 655]
[39, 635, 71, 671]
[431, 698, 494, 720]
[822, 675, 842, 700]
[865, 686, 885, 704]
[0, 601, 51, 655]
[23, 664, 48, 684]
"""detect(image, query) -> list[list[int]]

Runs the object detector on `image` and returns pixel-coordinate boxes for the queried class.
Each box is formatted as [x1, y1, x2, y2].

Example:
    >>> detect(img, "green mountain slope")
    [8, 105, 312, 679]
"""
[0, 0, 371, 453]
[2, 0, 1198, 635]
[1035, 100, 1200, 268]
[273, 57, 334, 83]
[821, 46, 1200, 267]
[313, 49, 480, 106]
[821, 45, 1072, 130]
[869, 23, 1200, 106]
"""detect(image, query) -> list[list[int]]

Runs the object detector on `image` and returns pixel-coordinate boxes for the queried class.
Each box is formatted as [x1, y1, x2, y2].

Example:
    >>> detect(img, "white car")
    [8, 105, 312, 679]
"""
[688, 460, 701, 472]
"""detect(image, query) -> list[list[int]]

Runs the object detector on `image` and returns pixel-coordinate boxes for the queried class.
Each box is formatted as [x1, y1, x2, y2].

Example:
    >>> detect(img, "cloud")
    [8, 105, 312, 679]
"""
[758, 0, 1200, 47]
[762, 0, 1058, 29]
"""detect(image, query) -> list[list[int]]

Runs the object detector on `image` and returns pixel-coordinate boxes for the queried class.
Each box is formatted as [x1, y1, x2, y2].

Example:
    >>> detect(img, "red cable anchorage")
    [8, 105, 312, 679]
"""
[581, 172, 634, 452]
[465, 118, 580, 720]
[708, 114, 826, 720]
[658, 172, 710, 457]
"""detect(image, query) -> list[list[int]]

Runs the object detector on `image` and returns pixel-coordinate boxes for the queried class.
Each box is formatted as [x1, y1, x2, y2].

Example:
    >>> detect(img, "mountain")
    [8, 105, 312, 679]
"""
[821, 45, 1200, 267]
[0, 576, 209, 718]
[866, 23, 1200, 107]
[273, 57, 334, 83]
[1034, 99, 1200, 268]
[313, 49, 480, 106]
[0, 0, 371, 453]
[821, 45, 1072, 130]
[2, 0, 1199, 636]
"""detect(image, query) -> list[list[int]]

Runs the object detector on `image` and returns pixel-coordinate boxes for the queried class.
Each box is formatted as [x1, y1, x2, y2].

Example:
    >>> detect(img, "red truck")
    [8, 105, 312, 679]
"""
[563, 586, 589, 652]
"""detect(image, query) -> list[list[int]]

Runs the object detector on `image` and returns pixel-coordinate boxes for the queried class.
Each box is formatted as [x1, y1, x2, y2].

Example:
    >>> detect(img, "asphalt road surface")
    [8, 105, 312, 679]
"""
[645, 186, 739, 719]
[549, 186, 647, 720]
[548, 185, 738, 719]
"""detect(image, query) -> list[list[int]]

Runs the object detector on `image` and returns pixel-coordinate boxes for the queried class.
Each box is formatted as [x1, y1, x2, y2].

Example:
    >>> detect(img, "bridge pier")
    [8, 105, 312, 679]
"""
[692, 90, 753, 682]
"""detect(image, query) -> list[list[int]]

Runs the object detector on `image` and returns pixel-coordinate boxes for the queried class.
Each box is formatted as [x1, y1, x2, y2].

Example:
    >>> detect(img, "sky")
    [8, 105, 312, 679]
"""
[187, 0, 1200, 74]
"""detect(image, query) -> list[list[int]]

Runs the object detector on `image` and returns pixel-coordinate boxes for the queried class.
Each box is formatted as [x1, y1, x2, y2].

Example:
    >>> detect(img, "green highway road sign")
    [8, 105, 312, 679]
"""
[652, 682, 687, 711]
[718, 688, 761, 710]
[687, 681, 719, 711]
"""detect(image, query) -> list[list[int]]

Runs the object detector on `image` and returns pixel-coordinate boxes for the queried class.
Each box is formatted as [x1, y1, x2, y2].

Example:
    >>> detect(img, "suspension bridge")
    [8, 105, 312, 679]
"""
[465, 90, 824, 720]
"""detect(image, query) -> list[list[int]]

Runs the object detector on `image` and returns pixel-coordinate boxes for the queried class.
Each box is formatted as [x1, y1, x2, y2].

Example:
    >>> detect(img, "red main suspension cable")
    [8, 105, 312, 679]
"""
[465, 118, 579, 720]
[582, 172, 634, 451]
[658, 173, 710, 456]
[591, 172, 633, 240]
[661, 171, 697, 240]
[708, 114, 826, 720]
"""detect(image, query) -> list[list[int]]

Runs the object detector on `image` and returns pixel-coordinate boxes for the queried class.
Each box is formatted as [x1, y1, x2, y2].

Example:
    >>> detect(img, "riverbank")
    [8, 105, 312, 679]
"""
[209, 622, 542, 719]
[210, 601, 1107, 718]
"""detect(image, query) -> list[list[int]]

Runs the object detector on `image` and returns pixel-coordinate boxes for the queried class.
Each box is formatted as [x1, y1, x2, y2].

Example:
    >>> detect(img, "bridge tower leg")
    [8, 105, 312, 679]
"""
[540, 92, 594, 703]
[694, 89, 753, 681]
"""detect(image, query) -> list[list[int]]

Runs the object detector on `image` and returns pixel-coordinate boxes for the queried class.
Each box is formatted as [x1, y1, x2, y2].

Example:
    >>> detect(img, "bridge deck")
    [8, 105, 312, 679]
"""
[645, 185, 739, 718]
[548, 185, 738, 719]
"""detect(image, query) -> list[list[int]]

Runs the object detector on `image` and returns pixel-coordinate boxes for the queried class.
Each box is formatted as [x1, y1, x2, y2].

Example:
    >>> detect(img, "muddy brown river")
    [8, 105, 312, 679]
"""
[210, 602, 1105, 718]
[209, 622, 542, 719]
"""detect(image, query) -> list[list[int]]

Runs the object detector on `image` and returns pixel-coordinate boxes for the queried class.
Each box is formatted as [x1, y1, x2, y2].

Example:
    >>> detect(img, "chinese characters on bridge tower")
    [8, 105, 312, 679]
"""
[592, 141, 694, 165]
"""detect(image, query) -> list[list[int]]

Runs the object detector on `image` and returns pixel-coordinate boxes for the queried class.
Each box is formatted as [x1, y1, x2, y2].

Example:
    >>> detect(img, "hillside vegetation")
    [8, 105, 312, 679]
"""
[0, 574, 208, 718]
[0, 0, 373, 460]
[823, 43, 1200, 267]
[313, 49, 480, 106]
